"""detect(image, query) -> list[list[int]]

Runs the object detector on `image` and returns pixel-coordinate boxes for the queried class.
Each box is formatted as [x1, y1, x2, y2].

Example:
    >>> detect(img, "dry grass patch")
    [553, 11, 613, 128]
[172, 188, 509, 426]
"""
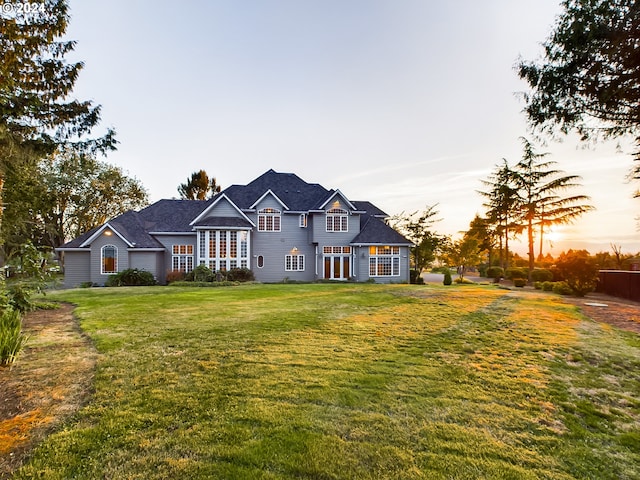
[0, 304, 97, 478]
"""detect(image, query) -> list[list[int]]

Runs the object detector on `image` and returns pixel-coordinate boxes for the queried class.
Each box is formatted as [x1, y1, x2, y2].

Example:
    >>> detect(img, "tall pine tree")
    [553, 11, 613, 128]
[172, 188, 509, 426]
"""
[0, 1, 116, 258]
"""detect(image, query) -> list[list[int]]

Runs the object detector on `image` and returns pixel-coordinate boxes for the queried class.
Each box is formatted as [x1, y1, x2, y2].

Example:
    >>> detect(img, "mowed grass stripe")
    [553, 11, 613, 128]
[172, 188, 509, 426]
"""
[13, 284, 640, 480]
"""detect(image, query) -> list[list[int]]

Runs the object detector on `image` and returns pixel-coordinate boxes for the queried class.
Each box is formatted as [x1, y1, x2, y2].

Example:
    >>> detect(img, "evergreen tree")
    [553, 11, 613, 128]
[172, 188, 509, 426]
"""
[511, 138, 593, 275]
[517, 0, 640, 190]
[178, 170, 222, 200]
[478, 160, 521, 269]
[0, 1, 116, 258]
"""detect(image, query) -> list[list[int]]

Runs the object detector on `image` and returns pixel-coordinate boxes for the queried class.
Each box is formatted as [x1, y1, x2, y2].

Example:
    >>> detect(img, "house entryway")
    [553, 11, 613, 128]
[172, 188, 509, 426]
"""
[323, 255, 350, 280]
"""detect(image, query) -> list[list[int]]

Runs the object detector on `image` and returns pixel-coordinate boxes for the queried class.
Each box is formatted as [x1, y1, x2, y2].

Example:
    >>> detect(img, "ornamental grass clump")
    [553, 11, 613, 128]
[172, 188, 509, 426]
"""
[0, 307, 28, 367]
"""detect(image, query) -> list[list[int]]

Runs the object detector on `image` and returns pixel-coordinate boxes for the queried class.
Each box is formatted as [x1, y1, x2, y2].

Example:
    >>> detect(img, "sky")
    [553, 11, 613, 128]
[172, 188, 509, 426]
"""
[64, 0, 639, 256]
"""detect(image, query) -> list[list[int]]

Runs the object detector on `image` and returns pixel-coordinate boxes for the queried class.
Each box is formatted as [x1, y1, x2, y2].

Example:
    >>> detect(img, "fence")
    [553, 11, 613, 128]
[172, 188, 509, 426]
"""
[597, 270, 640, 302]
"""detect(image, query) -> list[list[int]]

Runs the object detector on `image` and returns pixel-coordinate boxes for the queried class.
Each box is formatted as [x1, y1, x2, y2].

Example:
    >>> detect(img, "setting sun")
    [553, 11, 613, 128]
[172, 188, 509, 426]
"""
[546, 226, 563, 244]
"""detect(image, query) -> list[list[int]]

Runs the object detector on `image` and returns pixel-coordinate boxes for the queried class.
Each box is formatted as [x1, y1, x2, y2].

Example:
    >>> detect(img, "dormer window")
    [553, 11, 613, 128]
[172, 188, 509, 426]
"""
[326, 208, 348, 232]
[258, 208, 281, 232]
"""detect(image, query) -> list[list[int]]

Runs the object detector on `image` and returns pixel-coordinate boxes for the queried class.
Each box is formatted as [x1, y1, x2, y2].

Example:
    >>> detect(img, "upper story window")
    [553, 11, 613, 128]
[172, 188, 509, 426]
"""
[258, 208, 281, 232]
[299, 213, 307, 228]
[326, 208, 348, 232]
[101, 245, 117, 274]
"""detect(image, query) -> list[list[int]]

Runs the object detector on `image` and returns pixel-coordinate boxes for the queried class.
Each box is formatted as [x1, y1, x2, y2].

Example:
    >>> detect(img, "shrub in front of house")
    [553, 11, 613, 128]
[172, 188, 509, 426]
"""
[531, 269, 553, 282]
[106, 269, 156, 287]
[555, 250, 599, 297]
[190, 264, 214, 282]
[166, 270, 186, 283]
[443, 270, 452, 285]
[225, 268, 255, 282]
[542, 281, 554, 292]
[486, 266, 504, 283]
[505, 267, 528, 280]
[552, 281, 574, 296]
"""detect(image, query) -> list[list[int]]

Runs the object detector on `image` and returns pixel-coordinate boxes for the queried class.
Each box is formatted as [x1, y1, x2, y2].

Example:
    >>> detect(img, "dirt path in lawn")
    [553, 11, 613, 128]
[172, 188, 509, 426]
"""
[0, 304, 97, 479]
[561, 292, 640, 335]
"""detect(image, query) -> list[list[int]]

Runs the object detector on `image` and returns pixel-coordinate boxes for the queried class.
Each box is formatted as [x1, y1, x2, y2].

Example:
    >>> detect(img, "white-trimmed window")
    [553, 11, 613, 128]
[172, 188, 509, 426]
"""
[326, 208, 348, 232]
[369, 246, 400, 277]
[299, 214, 307, 228]
[285, 254, 305, 271]
[198, 230, 249, 271]
[101, 245, 118, 274]
[172, 244, 194, 272]
[258, 208, 281, 232]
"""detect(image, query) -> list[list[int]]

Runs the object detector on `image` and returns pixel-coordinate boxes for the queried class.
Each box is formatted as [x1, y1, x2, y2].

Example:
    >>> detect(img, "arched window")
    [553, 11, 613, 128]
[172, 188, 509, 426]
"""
[101, 245, 117, 274]
[258, 208, 281, 232]
[326, 208, 348, 232]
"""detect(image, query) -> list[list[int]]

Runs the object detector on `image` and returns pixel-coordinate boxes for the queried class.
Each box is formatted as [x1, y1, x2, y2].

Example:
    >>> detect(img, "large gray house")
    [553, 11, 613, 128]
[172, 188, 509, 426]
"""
[57, 169, 413, 287]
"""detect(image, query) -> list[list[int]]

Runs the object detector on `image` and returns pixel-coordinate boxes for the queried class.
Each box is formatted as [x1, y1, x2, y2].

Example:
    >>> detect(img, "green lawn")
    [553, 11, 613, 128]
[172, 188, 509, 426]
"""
[14, 284, 640, 479]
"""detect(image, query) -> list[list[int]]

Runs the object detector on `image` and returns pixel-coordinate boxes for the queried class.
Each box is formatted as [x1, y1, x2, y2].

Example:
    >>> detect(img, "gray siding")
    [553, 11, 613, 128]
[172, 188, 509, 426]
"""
[357, 245, 411, 284]
[62, 251, 91, 288]
[354, 246, 368, 282]
[203, 197, 243, 219]
[130, 251, 162, 280]
[153, 234, 196, 278]
[90, 234, 129, 286]
[251, 197, 314, 282]
[310, 215, 361, 247]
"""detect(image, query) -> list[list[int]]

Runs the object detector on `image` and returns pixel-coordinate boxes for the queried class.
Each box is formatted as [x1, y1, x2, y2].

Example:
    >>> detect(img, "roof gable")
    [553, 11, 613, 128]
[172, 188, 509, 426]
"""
[190, 193, 254, 227]
[317, 189, 357, 211]
[223, 169, 329, 211]
[250, 189, 289, 210]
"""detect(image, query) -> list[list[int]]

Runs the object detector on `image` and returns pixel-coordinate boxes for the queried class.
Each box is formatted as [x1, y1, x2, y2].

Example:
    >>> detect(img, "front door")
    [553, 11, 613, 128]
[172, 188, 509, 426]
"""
[323, 255, 350, 280]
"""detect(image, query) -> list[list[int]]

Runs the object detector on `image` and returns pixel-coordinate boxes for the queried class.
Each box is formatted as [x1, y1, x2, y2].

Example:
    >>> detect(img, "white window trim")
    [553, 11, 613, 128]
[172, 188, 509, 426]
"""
[258, 208, 282, 232]
[197, 230, 250, 271]
[101, 244, 118, 275]
[172, 244, 195, 273]
[326, 208, 348, 232]
[285, 254, 305, 271]
[369, 247, 401, 277]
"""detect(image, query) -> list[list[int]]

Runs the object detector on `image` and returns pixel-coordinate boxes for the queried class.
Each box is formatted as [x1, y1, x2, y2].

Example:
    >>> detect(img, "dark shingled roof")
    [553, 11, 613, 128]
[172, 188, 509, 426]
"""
[59, 170, 408, 250]
[192, 216, 253, 228]
[223, 169, 330, 211]
[351, 201, 387, 217]
[351, 216, 412, 246]
[137, 199, 212, 232]
[60, 210, 166, 249]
